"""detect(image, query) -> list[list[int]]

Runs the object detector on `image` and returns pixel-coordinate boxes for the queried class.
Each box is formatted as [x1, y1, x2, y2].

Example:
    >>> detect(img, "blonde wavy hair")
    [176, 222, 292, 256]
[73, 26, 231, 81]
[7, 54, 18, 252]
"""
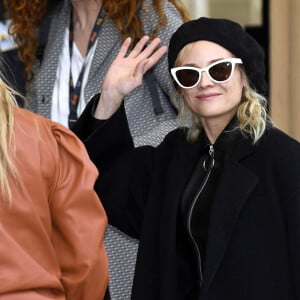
[173, 47, 270, 144]
[0, 71, 18, 207]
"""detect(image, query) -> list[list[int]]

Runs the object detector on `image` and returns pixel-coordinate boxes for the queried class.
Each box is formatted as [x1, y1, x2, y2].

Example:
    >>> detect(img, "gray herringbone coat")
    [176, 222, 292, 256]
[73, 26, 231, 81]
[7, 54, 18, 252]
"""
[29, 0, 185, 147]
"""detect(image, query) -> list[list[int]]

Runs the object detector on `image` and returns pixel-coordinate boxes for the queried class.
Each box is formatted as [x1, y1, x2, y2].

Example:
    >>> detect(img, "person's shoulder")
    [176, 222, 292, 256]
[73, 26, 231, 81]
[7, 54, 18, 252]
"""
[162, 127, 190, 147]
[262, 125, 300, 158]
[14, 107, 79, 142]
[14, 107, 45, 128]
[154, 127, 200, 163]
[14, 107, 95, 166]
[266, 125, 300, 146]
[141, 0, 184, 26]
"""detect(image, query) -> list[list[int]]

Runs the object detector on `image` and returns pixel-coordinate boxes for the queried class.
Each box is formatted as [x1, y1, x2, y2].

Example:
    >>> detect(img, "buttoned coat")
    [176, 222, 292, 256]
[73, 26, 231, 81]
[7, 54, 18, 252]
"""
[29, 0, 184, 147]
[74, 100, 300, 300]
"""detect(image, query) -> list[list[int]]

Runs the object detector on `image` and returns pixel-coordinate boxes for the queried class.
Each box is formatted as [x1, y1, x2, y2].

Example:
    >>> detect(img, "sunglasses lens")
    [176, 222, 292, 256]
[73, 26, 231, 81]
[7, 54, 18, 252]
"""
[176, 69, 199, 87]
[209, 62, 233, 82]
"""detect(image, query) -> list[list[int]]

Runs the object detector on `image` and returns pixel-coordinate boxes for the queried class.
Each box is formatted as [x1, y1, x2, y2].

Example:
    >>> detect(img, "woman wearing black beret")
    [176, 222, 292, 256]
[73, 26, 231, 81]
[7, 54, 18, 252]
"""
[73, 17, 300, 300]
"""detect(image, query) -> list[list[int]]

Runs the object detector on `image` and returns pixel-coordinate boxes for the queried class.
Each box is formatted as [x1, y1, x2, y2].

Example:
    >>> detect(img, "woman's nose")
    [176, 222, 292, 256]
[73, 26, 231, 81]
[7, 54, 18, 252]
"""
[198, 70, 214, 88]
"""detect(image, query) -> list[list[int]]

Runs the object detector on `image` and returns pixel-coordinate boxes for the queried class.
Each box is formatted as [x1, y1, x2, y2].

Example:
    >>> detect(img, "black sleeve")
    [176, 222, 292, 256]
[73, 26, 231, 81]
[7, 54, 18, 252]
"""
[72, 95, 154, 238]
[73, 94, 134, 162]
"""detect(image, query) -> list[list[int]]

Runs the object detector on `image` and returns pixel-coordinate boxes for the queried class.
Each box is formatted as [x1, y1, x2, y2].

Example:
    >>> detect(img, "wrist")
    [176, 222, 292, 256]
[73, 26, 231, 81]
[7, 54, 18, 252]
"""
[93, 92, 123, 120]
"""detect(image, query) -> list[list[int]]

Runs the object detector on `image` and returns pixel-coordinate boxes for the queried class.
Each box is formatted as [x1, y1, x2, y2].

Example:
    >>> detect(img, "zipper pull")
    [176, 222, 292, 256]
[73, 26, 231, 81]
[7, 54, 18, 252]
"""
[208, 144, 215, 169]
[209, 144, 214, 158]
[203, 145, 215, 171]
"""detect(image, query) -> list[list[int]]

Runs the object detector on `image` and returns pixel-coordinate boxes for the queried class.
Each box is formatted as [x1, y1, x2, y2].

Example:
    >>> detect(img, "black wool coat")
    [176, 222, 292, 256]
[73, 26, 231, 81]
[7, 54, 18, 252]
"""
[74, 99, 300, 300]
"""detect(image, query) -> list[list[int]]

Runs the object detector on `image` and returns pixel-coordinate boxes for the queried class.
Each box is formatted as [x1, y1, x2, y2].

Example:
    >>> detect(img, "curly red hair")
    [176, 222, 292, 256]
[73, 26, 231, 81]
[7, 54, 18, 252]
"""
[3, 0, 47, 81]
[104, 0, 190, 41]
[4, 0, 189, 82]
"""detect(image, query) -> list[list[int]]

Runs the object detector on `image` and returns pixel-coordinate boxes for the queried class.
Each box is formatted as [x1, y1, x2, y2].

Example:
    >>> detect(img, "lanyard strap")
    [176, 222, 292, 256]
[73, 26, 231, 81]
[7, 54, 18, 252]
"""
[68, 7, 105, 128]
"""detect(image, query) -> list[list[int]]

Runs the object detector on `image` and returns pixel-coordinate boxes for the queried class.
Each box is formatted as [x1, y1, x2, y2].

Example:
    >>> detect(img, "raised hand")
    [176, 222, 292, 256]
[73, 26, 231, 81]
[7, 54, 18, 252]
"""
[94, 36, 168, 119]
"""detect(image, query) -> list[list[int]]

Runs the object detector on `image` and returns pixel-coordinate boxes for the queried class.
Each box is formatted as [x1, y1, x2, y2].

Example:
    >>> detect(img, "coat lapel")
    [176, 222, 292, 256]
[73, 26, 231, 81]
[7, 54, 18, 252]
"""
[88, 19, 120, 77]
[85, 19, 121, 100]
[202, 136, 259, 292]
[33, 1, 69, 115]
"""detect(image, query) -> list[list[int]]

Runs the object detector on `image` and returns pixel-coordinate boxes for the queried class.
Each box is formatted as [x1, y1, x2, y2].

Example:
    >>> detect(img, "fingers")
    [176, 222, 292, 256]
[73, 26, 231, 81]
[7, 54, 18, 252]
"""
[116, 37, 132, 58]
[128, 36, 164, 60]
[135, 45, 168, 78]
[118, 36, 166, 65]
[127, 36, 151, 58]
[144, 45, 168, 71]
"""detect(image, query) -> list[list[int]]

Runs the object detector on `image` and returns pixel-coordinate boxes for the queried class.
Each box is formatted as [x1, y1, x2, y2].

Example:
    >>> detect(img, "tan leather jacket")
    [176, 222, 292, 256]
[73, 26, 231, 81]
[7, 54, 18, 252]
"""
[0, 108, 108, 299]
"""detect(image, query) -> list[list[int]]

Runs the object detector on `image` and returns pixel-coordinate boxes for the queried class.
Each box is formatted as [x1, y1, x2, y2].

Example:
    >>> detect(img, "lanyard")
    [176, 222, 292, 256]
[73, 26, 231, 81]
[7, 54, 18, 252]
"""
[68, 7, 105, 128]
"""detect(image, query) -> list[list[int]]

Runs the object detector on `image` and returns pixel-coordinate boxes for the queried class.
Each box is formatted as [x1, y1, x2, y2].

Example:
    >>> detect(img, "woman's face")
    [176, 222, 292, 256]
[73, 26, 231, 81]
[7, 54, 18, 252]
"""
[177, 41, 244, 126]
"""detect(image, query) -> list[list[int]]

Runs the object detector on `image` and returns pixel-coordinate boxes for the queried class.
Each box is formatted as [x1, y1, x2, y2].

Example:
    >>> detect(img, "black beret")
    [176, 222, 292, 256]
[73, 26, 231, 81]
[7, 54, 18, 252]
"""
[168, 17, 267, 95]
